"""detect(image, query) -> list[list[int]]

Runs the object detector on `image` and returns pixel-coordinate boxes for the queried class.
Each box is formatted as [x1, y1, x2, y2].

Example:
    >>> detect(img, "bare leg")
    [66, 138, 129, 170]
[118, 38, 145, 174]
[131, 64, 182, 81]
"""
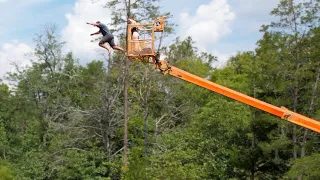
[99, 43, 112, 55]
[112, 45, 125, 52]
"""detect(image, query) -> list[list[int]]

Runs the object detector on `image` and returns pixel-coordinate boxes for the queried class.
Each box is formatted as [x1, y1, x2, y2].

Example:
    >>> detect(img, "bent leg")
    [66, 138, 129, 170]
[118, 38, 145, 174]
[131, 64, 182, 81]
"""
[99, 36, 112, 55]
[99, 43, 111, 55]
[112, 45, 125, 52]
[109, 37, 125, 52]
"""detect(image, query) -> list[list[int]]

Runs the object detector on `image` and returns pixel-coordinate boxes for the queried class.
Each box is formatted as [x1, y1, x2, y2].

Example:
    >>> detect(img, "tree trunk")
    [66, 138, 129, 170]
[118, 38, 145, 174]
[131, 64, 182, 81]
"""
[274, 148, 279, 161]
[123, 57, 129, 168]
[144, 111, 149, 155]
[300, 129, 307, 158]
[144, 78, 151, 156]
[292, 62, 300, 160]
[153, 115, 166, 154]
[153, 119, 158, 154]
[100, 119, 111, 157]
[251, 132, 255, 180]
[123, 0, 131, 169]
[301, 67, 320, 158]
[293, 125, 298, 159]
[250, 84, 257, 180]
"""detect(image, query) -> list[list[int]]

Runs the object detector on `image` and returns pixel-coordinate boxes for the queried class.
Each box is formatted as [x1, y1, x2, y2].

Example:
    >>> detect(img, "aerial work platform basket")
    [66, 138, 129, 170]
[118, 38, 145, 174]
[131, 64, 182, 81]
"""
[126, 16, 166, 64]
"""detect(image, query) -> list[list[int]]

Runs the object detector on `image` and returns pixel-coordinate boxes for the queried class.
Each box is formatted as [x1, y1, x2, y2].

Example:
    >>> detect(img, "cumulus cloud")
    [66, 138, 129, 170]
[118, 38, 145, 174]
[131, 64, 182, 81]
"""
[229, 0, 279, 32]
[208, 0, 278, 67]
[179, 0, 235, 49]
[232, 0, 278, 15]
[62, 0, 115, 64]
[0, 41, 33, 79]
[177, 0, 236, 66]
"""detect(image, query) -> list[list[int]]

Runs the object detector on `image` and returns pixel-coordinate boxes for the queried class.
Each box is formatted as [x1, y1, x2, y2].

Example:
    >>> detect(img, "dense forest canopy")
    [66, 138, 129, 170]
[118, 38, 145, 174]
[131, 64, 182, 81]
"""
[0, 0, 320, 179]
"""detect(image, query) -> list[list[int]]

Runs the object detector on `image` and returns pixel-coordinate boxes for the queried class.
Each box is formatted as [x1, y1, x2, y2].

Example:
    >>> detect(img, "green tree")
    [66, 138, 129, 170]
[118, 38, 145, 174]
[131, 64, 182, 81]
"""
[286, 153, 320, 179]
[0, 160, 14, 180]
[100, 0, 176, 170]
[0, 84, 11, 159]
[264, 0, 320, 161]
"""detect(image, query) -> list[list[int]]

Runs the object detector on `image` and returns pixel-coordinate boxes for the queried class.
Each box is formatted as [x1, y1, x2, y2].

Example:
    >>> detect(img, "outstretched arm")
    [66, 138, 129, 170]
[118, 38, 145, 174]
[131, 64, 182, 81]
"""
[90, 30, 101, 36]
[86, 22, 99, 27]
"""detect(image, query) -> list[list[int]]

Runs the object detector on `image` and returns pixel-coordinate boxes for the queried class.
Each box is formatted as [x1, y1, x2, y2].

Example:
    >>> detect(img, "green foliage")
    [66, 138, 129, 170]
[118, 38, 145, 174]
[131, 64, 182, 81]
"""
[165, 37, 199, 64]
[147, 150, 203, 180]
[0, 84, 11, 158]
[286, 153, 320, 179]
[0, 160, 14, 180]
[15, 151, 49, 180]
[54, 149, 120, 180]
[2, 1, 320, 179]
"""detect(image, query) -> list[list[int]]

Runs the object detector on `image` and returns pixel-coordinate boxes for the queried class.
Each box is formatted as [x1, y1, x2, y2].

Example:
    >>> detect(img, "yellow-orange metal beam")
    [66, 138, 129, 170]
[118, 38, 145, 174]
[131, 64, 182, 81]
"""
[125, 15, 320, 133]
[167, 65, 320, 134]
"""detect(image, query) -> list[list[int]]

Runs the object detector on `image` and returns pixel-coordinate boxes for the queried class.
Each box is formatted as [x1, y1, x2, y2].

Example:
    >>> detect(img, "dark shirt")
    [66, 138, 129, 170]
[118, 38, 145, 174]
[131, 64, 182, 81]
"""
[98, 23, 111, 36]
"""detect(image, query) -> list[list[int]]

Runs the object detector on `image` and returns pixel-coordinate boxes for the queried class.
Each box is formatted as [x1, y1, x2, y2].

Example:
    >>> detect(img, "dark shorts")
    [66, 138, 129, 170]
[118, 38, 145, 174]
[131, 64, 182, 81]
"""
[99, 34, 115, 47]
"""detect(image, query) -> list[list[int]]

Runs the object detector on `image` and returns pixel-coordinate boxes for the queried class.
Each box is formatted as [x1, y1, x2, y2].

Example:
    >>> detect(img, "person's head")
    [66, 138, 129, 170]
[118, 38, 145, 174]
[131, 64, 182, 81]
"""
[96, 21, 101, 25]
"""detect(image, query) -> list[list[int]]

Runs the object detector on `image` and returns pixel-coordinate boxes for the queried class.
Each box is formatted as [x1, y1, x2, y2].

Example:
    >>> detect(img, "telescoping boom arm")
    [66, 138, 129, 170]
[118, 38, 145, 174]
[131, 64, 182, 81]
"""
[125, 16, 320, 134]
[157, 60, 320, 134]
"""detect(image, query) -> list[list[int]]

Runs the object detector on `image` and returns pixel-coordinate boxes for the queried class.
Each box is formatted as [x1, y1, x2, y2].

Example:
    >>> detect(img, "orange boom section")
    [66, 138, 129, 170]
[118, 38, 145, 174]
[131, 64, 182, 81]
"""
[125, 16, 320, 134]
[163, 63, 320, 134]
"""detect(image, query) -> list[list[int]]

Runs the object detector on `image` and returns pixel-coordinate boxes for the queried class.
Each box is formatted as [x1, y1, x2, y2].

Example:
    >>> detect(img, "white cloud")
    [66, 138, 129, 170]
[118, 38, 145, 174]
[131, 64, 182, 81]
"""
[229, 0, 279, 32]
[0, 0, 8, 3]
[179, 0, 235, 49]
[231, 0, 278, 15]
[62, 0, 117, 64]
[208, 0, 278, 67]
[0, 41, 33, 79]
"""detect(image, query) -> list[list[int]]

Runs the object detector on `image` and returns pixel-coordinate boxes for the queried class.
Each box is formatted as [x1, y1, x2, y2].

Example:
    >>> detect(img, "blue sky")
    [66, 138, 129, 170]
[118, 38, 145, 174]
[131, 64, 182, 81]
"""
[0, 0, 74, 44]
[0, 0, 280, 78]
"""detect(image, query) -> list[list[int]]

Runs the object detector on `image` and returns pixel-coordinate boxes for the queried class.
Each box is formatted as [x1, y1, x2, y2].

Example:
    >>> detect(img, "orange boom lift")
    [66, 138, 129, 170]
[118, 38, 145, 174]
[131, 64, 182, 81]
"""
[126, 16, 320, 134]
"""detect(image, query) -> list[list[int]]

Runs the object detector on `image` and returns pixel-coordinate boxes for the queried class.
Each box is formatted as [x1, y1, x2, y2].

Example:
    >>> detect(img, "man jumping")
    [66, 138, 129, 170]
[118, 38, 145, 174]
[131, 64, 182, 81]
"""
[86, 21, 125, 55]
